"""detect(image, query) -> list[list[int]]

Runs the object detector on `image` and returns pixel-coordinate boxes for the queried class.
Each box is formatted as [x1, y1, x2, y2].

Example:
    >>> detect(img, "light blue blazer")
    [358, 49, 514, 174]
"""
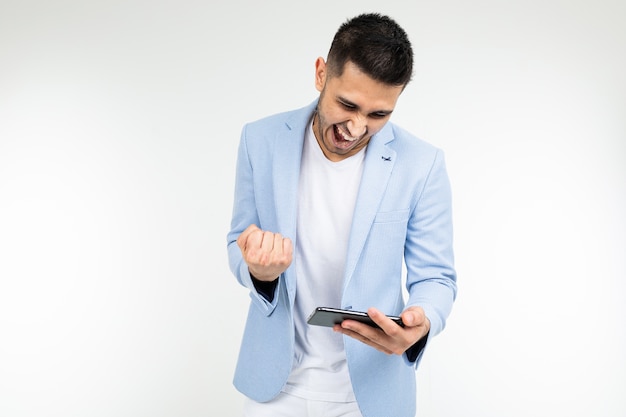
[227, 101, 456, 417]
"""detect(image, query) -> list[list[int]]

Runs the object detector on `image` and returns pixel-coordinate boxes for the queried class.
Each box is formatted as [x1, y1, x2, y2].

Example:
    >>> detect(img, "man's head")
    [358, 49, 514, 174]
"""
[326, 13, 413, 87]
[312, 13, 413, 162]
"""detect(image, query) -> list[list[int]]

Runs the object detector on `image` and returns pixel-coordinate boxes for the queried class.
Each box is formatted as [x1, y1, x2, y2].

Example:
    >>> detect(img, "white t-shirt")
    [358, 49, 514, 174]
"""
[283, 119, 366, 402]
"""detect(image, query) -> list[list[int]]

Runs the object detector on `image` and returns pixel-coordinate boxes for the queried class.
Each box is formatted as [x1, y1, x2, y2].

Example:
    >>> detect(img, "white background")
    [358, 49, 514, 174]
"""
[1, 1, 624, 416]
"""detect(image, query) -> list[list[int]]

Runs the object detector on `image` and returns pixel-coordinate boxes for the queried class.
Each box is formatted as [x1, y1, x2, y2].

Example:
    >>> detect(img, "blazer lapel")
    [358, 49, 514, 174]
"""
[272, 104, 315, 241]
[343, 124, 396, 289]
[272, 102, 316, 303]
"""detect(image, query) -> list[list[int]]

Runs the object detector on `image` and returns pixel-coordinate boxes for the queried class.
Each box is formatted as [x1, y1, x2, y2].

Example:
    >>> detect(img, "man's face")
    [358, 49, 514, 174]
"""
[313, 59, 404, 162]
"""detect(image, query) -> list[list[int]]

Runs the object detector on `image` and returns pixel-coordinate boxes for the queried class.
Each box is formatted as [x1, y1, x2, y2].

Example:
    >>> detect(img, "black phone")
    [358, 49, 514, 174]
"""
[307, 307, 404, 329]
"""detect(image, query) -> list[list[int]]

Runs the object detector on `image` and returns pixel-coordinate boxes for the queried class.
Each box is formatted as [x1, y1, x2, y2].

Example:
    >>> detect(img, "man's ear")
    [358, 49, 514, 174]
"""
[314, 57, 327, 92]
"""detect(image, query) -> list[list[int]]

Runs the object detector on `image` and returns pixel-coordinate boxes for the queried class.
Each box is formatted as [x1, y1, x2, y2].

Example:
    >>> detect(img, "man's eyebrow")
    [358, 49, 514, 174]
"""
[337, 95, 394, 115]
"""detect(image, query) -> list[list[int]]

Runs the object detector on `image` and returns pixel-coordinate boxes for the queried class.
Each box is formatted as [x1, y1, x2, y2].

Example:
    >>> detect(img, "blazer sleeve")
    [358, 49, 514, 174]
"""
[404, 149, 457, 352]
[226, 124, 280, 313]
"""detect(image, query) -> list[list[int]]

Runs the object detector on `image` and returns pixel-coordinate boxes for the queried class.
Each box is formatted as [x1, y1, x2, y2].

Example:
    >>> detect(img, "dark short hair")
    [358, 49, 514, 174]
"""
[327, 13, 414, 86]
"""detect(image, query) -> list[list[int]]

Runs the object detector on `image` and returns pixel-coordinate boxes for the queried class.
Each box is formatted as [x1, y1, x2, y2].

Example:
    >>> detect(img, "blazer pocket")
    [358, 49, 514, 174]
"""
[373, 209, 409, 224]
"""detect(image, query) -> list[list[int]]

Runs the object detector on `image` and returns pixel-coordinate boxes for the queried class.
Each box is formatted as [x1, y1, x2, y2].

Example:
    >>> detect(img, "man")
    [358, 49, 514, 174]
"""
[227, 13, 456, 417]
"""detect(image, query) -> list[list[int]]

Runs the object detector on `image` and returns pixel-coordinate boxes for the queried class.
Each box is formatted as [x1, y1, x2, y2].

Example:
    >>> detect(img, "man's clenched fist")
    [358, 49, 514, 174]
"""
[236, 224, 293, 282]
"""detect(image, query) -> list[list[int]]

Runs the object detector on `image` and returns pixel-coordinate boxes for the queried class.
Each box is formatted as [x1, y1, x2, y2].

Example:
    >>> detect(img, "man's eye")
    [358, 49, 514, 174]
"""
[370, 113, 388, 119]
[340, 102, 356, 110]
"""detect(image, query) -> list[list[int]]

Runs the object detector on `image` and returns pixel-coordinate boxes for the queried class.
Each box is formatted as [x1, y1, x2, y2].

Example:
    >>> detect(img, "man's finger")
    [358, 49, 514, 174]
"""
[401, 311, 416, 327]
[260, 231, 275, 252]
[237, 224, 260, 248]
[401, 307, 426, 328]
[283, 237, 293, 257]
[273, 233, 285, 254]
[335, 325, 393, 355]
[245, 227, 265, 250]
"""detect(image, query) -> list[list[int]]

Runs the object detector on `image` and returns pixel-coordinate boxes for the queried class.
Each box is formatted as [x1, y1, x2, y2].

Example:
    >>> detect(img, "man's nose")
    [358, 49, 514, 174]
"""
[347, 114, 367, 138]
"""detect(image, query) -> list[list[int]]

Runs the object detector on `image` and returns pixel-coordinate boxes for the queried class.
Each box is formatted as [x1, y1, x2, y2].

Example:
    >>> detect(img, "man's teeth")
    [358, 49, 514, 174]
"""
[336, 126, 358, 142]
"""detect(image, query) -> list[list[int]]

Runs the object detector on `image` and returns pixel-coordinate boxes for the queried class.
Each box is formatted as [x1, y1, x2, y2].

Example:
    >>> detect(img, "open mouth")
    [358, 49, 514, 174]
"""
[333, 125, 359, 146]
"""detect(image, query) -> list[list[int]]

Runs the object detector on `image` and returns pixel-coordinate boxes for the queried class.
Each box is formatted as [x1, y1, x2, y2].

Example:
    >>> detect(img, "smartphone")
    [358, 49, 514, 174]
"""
[307, 307, 404, 329]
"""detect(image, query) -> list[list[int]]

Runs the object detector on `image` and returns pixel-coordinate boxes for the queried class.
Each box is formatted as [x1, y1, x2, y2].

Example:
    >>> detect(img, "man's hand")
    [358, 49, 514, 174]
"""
[333, 306, 430, 355]
[236, 224, 293, 282]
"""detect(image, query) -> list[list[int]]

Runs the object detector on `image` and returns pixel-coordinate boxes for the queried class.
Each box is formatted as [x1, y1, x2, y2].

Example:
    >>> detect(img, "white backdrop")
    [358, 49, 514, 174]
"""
[1, 1, 624, 416]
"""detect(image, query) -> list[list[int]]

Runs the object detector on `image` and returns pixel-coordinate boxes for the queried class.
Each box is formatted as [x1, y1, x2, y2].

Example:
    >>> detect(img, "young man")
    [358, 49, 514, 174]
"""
[227, 13, 456, 417]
